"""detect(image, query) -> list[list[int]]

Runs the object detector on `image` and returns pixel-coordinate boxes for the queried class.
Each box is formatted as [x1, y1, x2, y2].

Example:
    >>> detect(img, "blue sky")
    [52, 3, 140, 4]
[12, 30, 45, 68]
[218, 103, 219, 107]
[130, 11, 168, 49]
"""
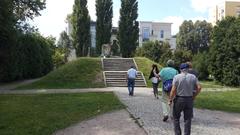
[32, 0, 228, 39]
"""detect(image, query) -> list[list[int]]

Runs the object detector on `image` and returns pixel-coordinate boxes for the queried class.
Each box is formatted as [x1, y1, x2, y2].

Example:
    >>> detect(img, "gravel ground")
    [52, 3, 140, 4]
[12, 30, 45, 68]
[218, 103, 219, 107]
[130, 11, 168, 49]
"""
[113, 87, 240, 135]
[53, 109, 146, 135]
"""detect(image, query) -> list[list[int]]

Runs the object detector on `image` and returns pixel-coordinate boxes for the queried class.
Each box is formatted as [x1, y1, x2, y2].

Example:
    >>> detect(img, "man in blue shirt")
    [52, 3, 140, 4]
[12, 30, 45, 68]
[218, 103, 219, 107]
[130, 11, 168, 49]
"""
[126, 66, 137, 96]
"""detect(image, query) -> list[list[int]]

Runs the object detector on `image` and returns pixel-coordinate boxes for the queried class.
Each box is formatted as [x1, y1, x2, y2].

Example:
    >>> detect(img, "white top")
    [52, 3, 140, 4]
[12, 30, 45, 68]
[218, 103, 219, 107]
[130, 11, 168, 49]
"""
[127, 68, 137, 79]
[151, 77, 159, 84]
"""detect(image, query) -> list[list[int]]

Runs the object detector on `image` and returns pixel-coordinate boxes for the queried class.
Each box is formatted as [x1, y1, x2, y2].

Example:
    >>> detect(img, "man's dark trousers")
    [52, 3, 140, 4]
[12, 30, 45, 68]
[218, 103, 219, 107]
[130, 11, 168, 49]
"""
[128, 78, 135, 96]
[173, 96, 193, 135]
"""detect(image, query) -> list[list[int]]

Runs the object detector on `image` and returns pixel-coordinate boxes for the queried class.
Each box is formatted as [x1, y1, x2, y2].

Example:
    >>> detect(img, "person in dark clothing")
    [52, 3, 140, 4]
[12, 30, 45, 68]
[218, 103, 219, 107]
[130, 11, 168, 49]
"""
[149, 64, 160, 99]
[186, 62, 199, 78]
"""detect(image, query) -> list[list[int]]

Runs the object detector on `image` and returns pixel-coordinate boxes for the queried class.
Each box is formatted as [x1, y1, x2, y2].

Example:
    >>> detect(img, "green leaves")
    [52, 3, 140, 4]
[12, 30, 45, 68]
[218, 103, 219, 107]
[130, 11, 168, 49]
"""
[177, 20, 212, 54]
[96, 0, 113, 55]
[118, 0, 139, 57]
[209, 16, 240, 86]
[71, 0, 91, 57]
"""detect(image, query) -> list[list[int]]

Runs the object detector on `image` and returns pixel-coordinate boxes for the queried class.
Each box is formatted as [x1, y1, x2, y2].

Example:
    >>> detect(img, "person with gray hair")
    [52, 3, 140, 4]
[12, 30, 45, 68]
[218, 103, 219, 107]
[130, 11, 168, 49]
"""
[154, 59, 178, 122]
[168, 63, 201, 135]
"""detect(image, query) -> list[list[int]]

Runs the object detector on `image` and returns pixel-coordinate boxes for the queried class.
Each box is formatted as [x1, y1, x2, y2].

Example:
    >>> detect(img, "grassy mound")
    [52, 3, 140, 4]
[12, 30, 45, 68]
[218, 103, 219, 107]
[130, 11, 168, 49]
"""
[134, 57, 162, 87]
[17, 58, 105, 89]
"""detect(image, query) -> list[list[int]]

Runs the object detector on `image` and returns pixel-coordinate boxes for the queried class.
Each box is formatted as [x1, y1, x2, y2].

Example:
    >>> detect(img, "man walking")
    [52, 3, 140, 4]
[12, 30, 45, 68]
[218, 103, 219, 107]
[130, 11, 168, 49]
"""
[126, 66, 137, 96]
[169, 63, 201, 135]
[155, 60, 178, 122]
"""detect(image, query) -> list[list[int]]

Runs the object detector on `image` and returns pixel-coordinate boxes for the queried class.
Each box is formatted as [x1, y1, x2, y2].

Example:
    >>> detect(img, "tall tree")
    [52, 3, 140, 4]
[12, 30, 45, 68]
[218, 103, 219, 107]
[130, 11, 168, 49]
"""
[118, 0, 139, 57]
[71, 0, 91, 57]
[209, 16, 240, 86]
[177, 20, 212, 54]
[176, 20, 195, 53]
[96, 0, 113, 55]
[193, 20, 212, 53]
[57, 31, 72, 62]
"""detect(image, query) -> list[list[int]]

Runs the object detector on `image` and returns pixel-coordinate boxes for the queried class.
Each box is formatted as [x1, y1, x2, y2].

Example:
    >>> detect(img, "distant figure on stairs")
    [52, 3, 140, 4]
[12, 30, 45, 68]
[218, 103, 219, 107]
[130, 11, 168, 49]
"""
[126, 66, 137, 96]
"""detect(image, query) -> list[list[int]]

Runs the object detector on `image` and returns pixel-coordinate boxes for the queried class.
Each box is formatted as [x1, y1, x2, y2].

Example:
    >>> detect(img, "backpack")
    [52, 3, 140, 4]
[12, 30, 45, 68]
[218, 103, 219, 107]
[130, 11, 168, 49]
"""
[163, 79, 173, 92]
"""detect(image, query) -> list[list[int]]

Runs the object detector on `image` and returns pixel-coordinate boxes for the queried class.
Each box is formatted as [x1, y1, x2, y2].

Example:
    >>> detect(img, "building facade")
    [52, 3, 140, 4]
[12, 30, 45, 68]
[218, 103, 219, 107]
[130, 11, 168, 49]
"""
[209, 1, 240, 25]
[139, 21, 176, 49]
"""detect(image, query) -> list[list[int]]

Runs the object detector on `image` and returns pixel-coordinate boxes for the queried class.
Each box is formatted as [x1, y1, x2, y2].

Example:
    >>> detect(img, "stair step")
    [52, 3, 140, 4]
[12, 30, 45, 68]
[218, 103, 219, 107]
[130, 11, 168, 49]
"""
[102, 58, 146, 87]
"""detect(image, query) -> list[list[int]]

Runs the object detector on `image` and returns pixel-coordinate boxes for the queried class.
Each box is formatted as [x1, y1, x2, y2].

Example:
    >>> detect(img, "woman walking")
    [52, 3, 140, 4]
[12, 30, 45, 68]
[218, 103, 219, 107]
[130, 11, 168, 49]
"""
[149, 64, 160, 99]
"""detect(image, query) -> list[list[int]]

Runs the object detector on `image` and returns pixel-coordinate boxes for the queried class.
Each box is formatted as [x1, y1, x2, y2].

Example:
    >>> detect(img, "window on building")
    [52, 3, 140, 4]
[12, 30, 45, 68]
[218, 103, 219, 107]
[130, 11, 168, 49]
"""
[160, 30, 164, 38]
[142, 27, 150, 41]
[151, 30, 154, 35]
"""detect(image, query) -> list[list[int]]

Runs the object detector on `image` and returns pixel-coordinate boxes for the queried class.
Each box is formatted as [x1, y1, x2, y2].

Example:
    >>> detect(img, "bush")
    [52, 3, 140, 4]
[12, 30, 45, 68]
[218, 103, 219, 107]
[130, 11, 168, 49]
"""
[0, 33, 53, 82]
[192, 52, 209, 80]
[135, 41, 172, 64]
[172, 49, 192, 69]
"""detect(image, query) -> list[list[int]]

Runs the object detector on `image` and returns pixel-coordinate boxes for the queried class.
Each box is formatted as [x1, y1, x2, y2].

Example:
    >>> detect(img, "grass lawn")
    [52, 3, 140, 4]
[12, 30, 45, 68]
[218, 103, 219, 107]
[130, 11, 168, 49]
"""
[200, 81, 227, 88]
[16, 58, 105, 89]
[195, 90, 240, 113]
[0, 92, 124, 135]
[134, 57, 162, 87]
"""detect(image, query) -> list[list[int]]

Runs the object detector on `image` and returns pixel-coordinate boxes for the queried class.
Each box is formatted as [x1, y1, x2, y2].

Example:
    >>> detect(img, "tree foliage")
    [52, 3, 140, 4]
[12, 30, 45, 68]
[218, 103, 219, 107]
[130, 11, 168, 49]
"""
[172, 49, 192, 69]
[57, 31, 72, 62]
[0, 0, 54, 82]
[118, 0, 139, 57]
[192, 52, 209, 80]
[177, 20, 212, 54]
[71, 0, 91, 57]
[209, 16, 240, 86]
[96, 0, 113, 55]
[135, 41, 173, 64]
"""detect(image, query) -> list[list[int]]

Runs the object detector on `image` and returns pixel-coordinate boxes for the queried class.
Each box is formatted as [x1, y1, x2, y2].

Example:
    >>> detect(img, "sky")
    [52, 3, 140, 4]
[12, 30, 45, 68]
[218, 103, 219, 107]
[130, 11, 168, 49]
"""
[32, 0, 233, 40]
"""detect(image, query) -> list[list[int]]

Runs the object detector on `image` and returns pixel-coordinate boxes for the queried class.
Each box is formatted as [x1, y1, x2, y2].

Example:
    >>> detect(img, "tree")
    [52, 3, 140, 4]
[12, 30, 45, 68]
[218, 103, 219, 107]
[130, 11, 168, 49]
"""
[192, 52, 209, 80]
[177, 20, 212, 54]
[193, 20, 212, 53]
[172, 49, 192, 69]
[209, 16, 240, 86]
[177, 20, 194, 52]
[135, 41, 172, 64]
[71, 0, 91, 57]
[57, 31, 72, 62]
[96, 0, 113, 55]
[118, 0, 139, 57]
[0, 0, 48, 82]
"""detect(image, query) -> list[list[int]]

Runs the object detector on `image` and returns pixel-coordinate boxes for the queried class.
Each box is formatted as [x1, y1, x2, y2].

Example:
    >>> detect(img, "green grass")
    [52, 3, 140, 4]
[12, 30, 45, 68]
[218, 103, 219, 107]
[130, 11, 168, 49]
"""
[0, 93, 124, 135]
[195, 90, 240, 113]
[134, 57, 162, 87]
[16, 58, 105, 89]
[200, 81, 226, 88]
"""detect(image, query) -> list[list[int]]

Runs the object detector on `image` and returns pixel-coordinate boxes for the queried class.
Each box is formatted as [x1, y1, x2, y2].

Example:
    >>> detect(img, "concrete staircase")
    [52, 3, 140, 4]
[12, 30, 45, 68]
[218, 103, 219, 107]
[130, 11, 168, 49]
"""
[102, 58, 146, 87]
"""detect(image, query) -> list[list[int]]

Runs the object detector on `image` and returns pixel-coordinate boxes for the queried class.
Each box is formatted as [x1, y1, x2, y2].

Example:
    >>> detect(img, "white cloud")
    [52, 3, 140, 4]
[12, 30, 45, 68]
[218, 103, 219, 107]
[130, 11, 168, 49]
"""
[88, 1, 96, 21]
[32, 0, 74, 39]
[32, 0, 119, 39]
[190, 0, 224, 13]
[161, 16, 184, 35]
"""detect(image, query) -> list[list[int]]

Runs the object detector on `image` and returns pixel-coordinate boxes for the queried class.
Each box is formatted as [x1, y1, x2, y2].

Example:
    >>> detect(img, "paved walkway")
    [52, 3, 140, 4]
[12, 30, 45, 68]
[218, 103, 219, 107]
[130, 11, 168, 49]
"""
[53, 109, 146, 135]
[1, 87, 240, 135]
[113, 88, 240, 135]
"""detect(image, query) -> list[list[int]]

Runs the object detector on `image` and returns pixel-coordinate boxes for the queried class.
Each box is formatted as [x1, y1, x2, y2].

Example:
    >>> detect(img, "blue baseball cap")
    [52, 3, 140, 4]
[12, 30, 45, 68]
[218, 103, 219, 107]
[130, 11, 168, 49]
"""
[180, 63, 189, 70]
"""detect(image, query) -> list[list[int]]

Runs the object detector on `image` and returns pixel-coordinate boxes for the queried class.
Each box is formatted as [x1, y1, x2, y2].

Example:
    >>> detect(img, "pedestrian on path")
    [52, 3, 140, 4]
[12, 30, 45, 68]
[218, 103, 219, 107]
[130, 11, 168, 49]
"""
[154, 60, 178, 122]
[126, 66, 137, 96]
[169, 63, 201, 135]
[149, 64, 160, 99]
